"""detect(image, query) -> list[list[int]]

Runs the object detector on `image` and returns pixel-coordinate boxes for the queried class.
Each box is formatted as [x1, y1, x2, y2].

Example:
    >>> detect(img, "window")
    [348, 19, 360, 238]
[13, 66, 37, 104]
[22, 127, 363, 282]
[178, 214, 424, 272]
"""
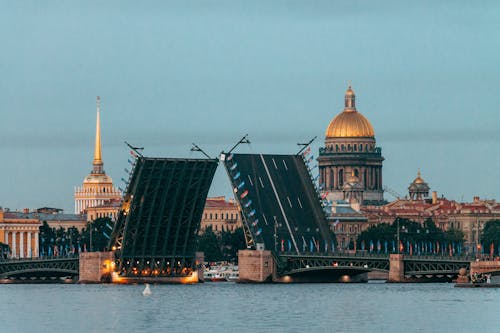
[215, 213, 218, 220]
[210, 213, 213, 220]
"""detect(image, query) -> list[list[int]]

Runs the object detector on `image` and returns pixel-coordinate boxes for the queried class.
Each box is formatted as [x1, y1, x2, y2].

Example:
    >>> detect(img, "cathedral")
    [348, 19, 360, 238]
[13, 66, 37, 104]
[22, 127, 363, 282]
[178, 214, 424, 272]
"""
[74, 97, 121, 215]
[318, 86, 384, 205]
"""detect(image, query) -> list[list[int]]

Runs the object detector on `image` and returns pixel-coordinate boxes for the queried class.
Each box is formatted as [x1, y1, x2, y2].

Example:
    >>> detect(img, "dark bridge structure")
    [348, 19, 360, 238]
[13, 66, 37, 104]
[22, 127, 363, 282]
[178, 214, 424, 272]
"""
[0, 257, 79, 280]
[109, 155, 218, 281]
[222, 152, 334, 255]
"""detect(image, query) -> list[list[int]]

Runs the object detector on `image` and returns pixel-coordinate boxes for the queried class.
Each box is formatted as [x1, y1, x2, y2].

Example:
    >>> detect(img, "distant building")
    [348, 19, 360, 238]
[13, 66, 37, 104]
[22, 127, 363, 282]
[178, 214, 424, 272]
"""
[85, 199, 121, 222]
[318, 86, 384, 205]
[0, 207, 40, 258]
[328, 200, 370, 251]
[74, 97, 121, 215]
[200, 196, 242, 233]
[362, 171, 500, 254]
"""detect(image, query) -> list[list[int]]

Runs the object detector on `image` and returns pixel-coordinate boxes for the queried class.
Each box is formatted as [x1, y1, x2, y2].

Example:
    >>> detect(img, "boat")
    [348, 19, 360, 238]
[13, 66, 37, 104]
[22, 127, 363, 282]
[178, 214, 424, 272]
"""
[203, 264, 239, 282]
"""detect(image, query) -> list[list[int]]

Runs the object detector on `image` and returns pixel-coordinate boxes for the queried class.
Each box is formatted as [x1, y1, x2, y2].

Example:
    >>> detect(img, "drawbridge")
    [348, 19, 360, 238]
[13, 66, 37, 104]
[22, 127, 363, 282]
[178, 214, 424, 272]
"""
[222, 153, 334, 260]
[109, 155, 218, 278]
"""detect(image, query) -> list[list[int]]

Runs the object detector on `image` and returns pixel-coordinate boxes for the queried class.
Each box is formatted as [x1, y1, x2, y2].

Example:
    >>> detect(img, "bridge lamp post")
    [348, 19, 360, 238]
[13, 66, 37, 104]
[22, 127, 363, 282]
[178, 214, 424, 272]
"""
[396, 221, 406, 255]
[227, 134, 251, 154]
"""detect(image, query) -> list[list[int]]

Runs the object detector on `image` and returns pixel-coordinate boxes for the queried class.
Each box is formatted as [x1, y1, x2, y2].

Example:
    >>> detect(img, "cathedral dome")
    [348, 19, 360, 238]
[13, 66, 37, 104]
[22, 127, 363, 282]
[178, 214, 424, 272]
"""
[325, 86, 375, 138]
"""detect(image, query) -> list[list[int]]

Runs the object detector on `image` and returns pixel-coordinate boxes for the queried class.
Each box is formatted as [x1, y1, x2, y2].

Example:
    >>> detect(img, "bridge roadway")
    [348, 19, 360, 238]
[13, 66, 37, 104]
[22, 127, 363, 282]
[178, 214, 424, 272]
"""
[0, 257, 79, 280]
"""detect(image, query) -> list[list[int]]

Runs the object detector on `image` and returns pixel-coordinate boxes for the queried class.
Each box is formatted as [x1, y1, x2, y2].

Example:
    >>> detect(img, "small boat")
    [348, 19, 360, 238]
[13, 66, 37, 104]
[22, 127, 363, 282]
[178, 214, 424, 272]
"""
[142, 283, 152, 296]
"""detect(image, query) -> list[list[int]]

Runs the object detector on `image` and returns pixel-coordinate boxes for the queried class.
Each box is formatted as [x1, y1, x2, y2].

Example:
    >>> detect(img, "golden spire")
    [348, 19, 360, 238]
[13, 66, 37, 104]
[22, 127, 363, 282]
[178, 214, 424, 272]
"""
[92, 96, 103, 174]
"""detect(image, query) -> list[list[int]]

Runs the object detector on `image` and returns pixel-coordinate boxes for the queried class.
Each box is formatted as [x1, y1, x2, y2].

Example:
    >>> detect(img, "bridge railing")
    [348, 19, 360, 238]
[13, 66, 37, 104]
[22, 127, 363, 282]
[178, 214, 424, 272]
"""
[0, 254, 79, 263]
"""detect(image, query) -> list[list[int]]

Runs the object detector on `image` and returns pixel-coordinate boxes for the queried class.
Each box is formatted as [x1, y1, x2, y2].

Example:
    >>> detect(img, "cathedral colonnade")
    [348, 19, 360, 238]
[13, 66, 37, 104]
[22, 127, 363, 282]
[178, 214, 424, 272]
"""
[3, 228, 39, 258]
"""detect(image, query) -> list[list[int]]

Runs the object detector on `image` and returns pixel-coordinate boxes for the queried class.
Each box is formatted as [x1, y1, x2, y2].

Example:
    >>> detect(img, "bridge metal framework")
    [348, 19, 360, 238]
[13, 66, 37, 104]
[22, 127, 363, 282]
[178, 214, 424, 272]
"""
[280, 253, 390, 275]
[403, 256, 471, 277]
[0, 257, 79, 279]
[222, 152, 334, 262]
[109, 156, 218, 278]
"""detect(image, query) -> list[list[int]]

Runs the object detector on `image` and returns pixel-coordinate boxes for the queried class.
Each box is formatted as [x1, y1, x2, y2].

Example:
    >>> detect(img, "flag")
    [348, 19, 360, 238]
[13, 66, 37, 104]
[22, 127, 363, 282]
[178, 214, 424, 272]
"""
[392, 240, 395, 253]
[377, 240, 381, 253]
[310, 239, 314, 253]
[332, 240, 335, 253]
[130, 150, 137, 157]
[409, 243, 413, 256]
[384, 240, 388, 254]
[361, 240, 365, 251]
[302, 237, 307, 252]
[490, 243, 494, 257]
[288, 240, 292, 252]
[369, 240, 374, 253]
[281, 239, 285, 252]
[324, 240, 328, 253]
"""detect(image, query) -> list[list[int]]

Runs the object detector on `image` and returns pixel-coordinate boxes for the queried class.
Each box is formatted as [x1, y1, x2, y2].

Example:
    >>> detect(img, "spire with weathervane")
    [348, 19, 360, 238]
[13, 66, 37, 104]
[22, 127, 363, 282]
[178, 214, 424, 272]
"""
[92, 96, 104, 174]
[74, 96, 121, 215]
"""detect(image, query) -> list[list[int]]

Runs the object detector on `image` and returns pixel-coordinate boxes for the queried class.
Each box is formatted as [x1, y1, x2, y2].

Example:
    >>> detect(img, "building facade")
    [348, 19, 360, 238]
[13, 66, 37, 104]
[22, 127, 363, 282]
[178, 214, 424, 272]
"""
[318, 86, 384, 205]
[0, 208, 40, 258]
[74, 97, 121, 215]
[361, 172, 500, 254]
[200, 196, 242, 233]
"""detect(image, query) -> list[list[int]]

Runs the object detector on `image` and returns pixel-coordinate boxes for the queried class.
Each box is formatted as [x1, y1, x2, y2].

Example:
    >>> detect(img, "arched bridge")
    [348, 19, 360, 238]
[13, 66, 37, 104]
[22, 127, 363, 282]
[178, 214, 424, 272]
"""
[278, 253, 471, 282]
[0, 257, 79, 279]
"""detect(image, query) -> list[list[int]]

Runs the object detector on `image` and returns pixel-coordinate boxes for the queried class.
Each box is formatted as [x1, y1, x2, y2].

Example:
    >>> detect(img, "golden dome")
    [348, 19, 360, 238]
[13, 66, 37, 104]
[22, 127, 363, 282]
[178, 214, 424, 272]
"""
[413, 169, 425, 184]
[325, 86, 375, 138]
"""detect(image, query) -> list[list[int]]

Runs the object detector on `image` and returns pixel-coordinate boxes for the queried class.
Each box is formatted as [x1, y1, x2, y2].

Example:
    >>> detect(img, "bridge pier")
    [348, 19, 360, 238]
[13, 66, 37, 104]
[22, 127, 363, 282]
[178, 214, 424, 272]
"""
[79, 251, 114, 283]
[238, 249, 274, 283]
[388, 254, 404, 282]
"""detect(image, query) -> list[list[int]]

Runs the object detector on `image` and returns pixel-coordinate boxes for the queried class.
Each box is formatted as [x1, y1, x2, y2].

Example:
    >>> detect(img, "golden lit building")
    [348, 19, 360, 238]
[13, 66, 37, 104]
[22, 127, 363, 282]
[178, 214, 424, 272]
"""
[0, 208, 40, 258]
[318, 86, 384, 205]
[74, 97, 121, 215]
[85, 199, 121, 222]
[200, 196, 242, 233]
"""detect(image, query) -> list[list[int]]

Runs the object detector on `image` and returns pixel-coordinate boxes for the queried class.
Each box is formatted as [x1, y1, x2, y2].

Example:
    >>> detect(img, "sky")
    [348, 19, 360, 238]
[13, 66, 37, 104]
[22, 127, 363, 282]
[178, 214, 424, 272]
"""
[0, 1, 499, 212]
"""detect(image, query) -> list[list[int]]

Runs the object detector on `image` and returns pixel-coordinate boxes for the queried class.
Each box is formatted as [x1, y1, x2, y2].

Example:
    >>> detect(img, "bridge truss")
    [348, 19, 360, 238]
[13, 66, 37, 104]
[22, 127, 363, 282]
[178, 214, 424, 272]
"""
[0, 257, 79, 279]
[109, 156, 218, 278]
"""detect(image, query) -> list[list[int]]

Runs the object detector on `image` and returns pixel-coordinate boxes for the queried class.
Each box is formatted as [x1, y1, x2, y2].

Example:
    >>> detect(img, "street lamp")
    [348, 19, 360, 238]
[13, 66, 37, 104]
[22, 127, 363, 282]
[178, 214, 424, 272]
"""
[227, 134, 251, 154]
[190, 143, 212, 159]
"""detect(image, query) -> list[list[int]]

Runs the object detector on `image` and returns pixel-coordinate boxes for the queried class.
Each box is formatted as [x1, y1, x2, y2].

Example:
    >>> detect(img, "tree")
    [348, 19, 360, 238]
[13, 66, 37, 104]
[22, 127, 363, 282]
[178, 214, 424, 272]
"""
[81, 217, 114, 252]
[481, 220, 500, 255]
[220, 227, 246, 262]
[0, 242, 9, 259]
[197, 226, 223, 262]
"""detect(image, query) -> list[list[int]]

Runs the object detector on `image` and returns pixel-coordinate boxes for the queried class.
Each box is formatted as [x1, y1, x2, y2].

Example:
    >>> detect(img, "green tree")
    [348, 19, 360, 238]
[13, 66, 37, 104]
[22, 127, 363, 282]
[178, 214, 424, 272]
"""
[481, 220, 500, 255]
[197, 226, 223, 262]
[81, 217, 114, 252]
[220, 227, 246, 262]
[0, 242, 9, 259]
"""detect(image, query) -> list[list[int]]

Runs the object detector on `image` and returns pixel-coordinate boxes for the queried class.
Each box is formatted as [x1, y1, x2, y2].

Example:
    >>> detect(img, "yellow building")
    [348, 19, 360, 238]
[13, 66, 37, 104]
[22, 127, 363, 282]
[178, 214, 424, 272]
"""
[200, 196, 242, 233]
[85, 199, 121, 222]
[74, 97, 121, 215]
[0, 208, 40, 258]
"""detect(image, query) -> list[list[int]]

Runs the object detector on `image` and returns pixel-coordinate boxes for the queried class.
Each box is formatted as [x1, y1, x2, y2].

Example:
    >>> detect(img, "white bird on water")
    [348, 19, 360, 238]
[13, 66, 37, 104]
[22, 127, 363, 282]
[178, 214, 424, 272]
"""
[142, 283, 152, 296]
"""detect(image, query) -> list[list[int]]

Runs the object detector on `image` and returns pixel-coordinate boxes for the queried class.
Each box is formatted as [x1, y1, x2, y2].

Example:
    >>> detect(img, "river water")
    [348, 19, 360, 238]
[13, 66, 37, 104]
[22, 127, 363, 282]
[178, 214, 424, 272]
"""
[1, 282, 498, 332]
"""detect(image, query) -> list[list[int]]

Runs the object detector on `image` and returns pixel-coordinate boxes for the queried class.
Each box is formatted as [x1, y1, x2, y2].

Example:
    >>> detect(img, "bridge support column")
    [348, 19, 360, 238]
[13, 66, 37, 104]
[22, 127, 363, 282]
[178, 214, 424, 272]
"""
[238, 250, 274, 283]
[79, 252, 115, 283]
[388, 254, 404, 282]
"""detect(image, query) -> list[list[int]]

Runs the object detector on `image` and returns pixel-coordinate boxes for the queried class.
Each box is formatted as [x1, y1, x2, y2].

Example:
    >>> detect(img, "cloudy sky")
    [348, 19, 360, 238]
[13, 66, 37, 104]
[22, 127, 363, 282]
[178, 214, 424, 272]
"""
[1, 1, 499, 212]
